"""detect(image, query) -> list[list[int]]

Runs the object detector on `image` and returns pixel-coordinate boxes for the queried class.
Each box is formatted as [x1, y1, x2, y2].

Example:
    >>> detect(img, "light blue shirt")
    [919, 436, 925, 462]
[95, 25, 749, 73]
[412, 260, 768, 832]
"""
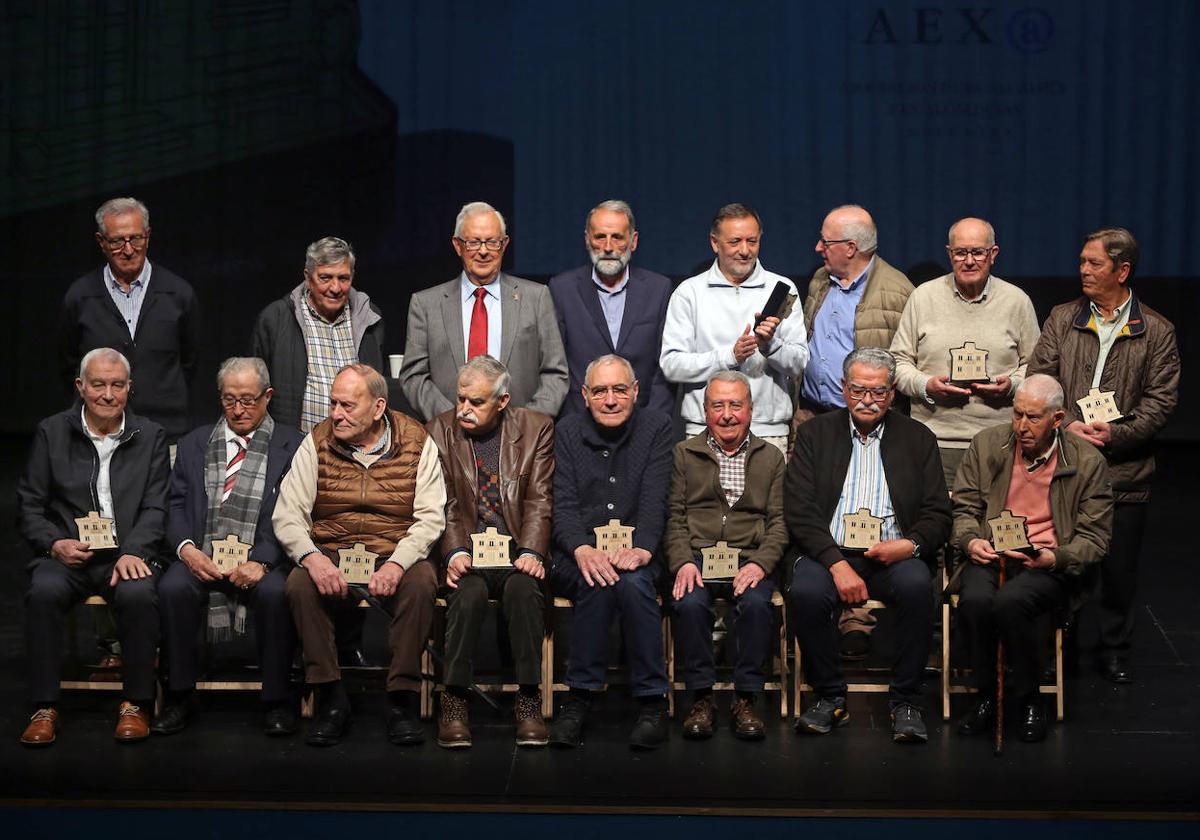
[801, 257, 873, 409]
[1089, 291, 1132, 389]
[104, 260, 152, 337]
[592, 268, 629, 347]
[460, 273, 502, 360]
[829, 416, 902, 547]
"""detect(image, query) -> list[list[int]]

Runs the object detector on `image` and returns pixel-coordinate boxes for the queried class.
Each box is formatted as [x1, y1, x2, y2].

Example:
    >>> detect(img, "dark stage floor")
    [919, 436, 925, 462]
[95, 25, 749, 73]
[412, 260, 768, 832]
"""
[1, 436, 1197, 823]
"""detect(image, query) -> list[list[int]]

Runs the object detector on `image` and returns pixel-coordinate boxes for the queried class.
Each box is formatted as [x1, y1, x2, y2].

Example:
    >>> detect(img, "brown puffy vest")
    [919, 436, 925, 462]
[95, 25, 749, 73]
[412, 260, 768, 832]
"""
[310, 409, 429, 560]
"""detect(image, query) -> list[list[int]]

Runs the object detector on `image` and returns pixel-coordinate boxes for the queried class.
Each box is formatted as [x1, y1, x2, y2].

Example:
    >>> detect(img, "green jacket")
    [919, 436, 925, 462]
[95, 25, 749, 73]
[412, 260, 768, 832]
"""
[665, 433, 788, 576]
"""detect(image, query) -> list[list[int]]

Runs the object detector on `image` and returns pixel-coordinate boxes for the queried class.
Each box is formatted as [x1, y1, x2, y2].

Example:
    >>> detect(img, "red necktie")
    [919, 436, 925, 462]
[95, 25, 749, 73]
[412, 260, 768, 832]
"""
[467, 287, 488, 360]
[222, 436, 249, 503]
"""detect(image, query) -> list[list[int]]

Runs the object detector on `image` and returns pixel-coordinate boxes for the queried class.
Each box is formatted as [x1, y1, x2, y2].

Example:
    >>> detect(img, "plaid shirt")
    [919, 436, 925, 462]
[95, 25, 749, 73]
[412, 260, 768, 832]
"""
[298, 294, 357, 433]
[706, 433, 750, 507]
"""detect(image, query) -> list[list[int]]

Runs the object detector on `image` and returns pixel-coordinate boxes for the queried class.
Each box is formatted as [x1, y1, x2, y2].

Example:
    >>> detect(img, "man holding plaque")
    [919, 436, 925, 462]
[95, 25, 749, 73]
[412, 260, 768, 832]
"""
[952, 375, 1112, 741]
[426, 355, 554, 748]
[1028, 228, 1178, 684]
[660, 203, 808, 454]
[154, 357, 304, 737]
[18, 348, 169, 746]
[667, 371, 787, 740]
[548, 354, 674, 749]
[786, 348, 951, 743]
[890, 217, 1041, 487]
[274, 364, 446, 747]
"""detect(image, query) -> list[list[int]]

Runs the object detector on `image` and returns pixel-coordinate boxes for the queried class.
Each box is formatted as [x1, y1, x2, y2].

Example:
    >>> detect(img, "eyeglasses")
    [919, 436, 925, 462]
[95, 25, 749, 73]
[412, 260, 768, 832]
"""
[220, 390, 266, 409]
[846, 384, 893, 400]
[818, 237, 852, 249]
[102, 234, 149, 251]
[588, 384, 633, 399]
[455, 237, 508, 252]
[947, 247, 995, 261]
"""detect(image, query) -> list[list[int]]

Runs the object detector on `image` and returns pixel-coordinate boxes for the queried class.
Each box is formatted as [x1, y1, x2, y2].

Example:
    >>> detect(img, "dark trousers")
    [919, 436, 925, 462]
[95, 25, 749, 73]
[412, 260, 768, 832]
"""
[1098, 502, 1148, 655]
[158, 560, 296, 702]
[957, 561, 1067, 702]
[442, 569, 544, 688]
[672, 576, 777, 692]
[286, 560, 437, 692]
[553, 560, 669, 697]
[788, 554, 932, 707]
[25, 555, 159, 704]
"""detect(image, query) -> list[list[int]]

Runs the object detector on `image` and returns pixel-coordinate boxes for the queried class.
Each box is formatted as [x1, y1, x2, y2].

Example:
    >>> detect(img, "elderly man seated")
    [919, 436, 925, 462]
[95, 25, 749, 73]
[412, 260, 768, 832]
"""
[667, 371, 788, 741]
[952, 374, 1112, 742]
[18, 348, 169, 746]
[427, 356, 554, 748]
[154, 357, 304, 737]
[274, 364, 446, 747]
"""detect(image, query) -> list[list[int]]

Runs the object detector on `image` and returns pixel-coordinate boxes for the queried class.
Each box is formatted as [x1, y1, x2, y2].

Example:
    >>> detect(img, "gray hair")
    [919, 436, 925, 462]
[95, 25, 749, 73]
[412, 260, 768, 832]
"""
[79, 347, 131, 380]
[1016, 374, 1065, 411]
[454, 201, 508, 238]
[1085, 227, 1140, 279]
[216, 356, 271, 392]
[706, 371, 753, 404]
[95, 198, 149, 234]
[304, 236, 356, 274]
[585, 199, 636, 234]
[336, 363, 388, 401]
[584, 353, 636, 385]
[842, 347, 897, 386]
[830, 204, 878, 254]
[458, 355, 511, 399]
[948, 217, 996, 247]
[711, 203, 762, 236]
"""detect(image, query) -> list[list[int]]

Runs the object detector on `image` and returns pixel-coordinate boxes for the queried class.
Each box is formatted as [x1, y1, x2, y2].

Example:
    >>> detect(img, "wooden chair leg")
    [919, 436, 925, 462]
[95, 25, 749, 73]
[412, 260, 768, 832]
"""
[942, 601, 952, 721]
[778, 605, 789, 719]
[792, 639, 803, 719]
[541, 633, 553, 719]
[662, 613, 674, 718]
[1055, 627, 1065, 722]
[420, 648, 433, 720]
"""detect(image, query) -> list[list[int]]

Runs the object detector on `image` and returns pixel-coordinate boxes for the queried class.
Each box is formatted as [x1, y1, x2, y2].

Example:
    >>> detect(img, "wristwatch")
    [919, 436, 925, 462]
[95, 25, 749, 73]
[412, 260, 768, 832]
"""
[909, 539, 922, 560]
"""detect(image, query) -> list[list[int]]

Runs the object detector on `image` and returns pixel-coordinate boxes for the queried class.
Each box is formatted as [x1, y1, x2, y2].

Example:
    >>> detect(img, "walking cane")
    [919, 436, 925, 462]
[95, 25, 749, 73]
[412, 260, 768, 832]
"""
[994, 555, 1006, 757]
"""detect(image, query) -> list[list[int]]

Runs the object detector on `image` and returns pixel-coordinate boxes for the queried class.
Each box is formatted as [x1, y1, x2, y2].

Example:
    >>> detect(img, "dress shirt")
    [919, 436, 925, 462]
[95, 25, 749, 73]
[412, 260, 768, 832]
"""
[81, 406, 126, 536]
[706, 433, 749, 507]
[1089, 292, 1132, 389]
[175, 422, 259, 558]
[104, 261, 152, 337]
[800, 257, 874, 408]
[592, 268, 629, 347]
[460, 273, 502, 361]
[829, 416, 902, 546]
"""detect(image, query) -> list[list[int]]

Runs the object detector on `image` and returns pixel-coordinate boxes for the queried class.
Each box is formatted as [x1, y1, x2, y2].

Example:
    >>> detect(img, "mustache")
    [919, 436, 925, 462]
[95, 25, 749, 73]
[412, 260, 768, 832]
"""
[457, 410, 479, 423]
[853, 400, 882, 414]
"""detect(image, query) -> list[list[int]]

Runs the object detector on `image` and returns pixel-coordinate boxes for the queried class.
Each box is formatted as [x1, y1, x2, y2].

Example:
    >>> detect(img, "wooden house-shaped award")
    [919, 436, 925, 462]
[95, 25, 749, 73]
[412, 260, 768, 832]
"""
[75, 510, 117, 550]
[594, 519, 635, 554]
[988, 509, 1032, 552]
[841, 507, 883, 550]
[211, 534, 250, 575]
[701, 541, 740, 580]
[1076, 387, 1122, 424]
[337, 542, 378, 585]
[948, 341, 990, 385]
[471, 527, 512, 568]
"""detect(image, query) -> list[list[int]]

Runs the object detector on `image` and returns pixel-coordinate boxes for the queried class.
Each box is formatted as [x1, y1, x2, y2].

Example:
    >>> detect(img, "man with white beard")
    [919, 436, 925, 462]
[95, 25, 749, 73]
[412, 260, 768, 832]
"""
[549, 200, 674, 417]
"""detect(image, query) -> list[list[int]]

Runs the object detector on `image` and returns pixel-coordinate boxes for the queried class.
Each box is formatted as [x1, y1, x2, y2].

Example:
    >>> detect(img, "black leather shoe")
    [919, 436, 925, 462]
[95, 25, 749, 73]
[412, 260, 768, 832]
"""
[264, 705, 298, 737]
[1019, 701, 1047, 743]
[387, 706, 425, 746]
[549, 697, 589, 748]
[306, 707, 351, 747]
[1098, 654, 1133, 684]
[150, 700, 194, 736]
[629, 705, 669, 751]
[956, 699, 995, 737]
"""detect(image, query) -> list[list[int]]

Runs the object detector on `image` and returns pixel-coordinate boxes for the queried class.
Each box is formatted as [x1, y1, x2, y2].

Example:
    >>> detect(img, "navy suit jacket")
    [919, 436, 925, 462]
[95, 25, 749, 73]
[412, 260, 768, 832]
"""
[548, 265, 674, 417]
[166, 421, 304, 569]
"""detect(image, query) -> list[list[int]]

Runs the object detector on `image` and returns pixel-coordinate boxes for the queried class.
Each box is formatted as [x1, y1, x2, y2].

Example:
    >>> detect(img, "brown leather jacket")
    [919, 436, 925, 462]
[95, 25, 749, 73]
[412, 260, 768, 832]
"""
[426, 406, 554, 564]
[1028, 293, 1180, 503]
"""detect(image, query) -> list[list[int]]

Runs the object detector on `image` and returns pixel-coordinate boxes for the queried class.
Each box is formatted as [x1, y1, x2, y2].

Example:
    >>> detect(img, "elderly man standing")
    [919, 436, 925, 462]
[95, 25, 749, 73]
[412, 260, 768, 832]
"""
[274, 364, 446, 747]
[786, 348, 951, 744]
[1028, 228, 1179, 684]
[549, 200, 674, 417]
[155, 357, 304, 737]
[426, 356, 554, 748]
[661, 204, 809, 454]
[667, 371, 787, 741]
[60, 197, 199, 441]
[251, 236, 385, 433]
[18, 348, 169, 746]
[952, 375, 1112, 742]
[890, 217, 1041, 487]
[400, 201, 568, 422]
[549, 354, 674, 750]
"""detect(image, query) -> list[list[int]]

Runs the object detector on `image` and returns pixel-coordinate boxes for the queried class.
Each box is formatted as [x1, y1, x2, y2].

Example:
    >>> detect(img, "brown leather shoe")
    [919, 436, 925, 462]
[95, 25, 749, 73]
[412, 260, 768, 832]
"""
[682, 695, 715, 740]
[20, 708, 58, 747]
[731, 697, 765, 740]
[114, 701, 150, 742]
[437, 692, 471, 748]
[514, 693, 549, 747]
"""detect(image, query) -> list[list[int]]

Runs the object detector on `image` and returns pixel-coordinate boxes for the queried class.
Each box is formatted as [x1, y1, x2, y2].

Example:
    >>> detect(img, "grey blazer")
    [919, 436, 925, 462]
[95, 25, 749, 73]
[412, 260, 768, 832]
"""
[399, 273, 568, 422]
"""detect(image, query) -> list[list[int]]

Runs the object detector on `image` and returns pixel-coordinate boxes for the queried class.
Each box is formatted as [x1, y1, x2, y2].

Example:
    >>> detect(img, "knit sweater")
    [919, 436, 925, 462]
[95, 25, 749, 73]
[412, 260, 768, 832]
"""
[890, 274, 1040, 449]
